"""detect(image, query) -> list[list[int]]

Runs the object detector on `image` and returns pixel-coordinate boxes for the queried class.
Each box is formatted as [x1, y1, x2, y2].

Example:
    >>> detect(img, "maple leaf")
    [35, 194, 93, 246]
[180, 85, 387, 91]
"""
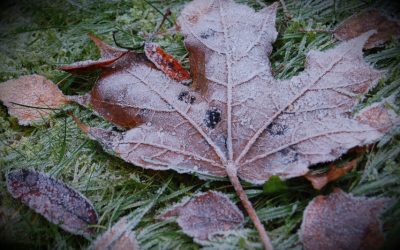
[57, 1, 396, 248]
[6, 169, 98, 238]
[60, 2, 396, 181]
[300, 189, 392, 250]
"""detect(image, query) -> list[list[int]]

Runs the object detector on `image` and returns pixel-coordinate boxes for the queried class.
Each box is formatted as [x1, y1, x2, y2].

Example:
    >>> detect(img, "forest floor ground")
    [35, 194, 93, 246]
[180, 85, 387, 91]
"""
[0, 0, 399, 249]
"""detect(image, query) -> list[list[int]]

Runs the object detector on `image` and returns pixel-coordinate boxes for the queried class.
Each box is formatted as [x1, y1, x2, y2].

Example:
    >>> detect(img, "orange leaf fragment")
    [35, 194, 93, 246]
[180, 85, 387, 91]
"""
[0, 75, 69, 125]
[300, 189, 391, 250]
[305, 158, 359, 190]
[334, 9, 400, 49]
[144, 42, 191, 84]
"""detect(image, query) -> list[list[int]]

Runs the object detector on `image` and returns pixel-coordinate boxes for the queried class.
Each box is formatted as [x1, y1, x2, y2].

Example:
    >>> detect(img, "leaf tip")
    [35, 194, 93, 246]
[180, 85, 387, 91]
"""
[67, 111, 89, 134]
[349, 30, 378, 50]
[356, 101, 399, 134]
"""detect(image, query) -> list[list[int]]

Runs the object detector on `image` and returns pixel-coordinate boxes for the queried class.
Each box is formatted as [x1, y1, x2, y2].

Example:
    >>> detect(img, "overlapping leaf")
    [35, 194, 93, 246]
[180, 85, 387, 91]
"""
[0, 75, 69, 125]
[6, 169, 98, 238]
[334, 9, 400, 49]
[158, 191, 244, 241]
[300, 189, 391, 250]
[305, 158, 359, 190]
[91, 216, 138, 250]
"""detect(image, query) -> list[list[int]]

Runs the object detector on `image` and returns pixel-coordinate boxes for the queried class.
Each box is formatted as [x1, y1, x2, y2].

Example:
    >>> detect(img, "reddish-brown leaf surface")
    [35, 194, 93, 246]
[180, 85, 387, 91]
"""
[144, 42, 191, 84]
[334, 9, 400, 49]
[6, 169, 98, 238]
[63, 1, 394, 185]
[91, 216, 138, 250]
[300, 189, 391, 250]
[0, 75, 69, 125]
[158, 191, 244, 241]
[305, 158, 359, 190]
[59, 33, 128, 73]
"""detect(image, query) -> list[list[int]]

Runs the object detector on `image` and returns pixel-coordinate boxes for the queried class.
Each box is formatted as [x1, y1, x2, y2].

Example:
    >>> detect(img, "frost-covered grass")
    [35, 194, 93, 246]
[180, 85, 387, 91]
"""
[0, 0, 399, 249]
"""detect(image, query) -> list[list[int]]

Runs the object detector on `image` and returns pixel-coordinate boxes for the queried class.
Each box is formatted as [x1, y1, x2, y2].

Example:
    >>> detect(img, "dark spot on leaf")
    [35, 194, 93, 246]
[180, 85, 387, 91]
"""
[181, 80, 192, 86]
[25, 171, 39, 187]
[205, 107, 221, 129]
[178, 91, 196, 104]
[267, 123, 288, 135]
[279, 147, 298, 164]
[279, 148, 290, 156]
[289, 152, 299, 163]
[137, 108, 150, 117]
[200, 29, 216, 39]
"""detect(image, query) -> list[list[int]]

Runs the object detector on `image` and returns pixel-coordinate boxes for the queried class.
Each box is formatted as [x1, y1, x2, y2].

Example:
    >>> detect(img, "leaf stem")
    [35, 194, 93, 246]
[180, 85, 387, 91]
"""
[226, 163, 274, 250]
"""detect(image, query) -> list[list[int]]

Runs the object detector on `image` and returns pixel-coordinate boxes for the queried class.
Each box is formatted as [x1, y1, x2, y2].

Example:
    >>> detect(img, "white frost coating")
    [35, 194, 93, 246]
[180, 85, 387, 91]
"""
[0, 75, 68, 125]
[158, 191, 244, 241]
[72, 1, 395, 184]
[300, 189, 392, 250]
[6, 169, 98, 239]
[91, 216, 138, 250]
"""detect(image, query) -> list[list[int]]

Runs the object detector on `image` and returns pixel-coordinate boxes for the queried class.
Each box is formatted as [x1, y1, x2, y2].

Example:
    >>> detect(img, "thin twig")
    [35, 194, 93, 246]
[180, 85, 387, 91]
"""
[10, 102, 61, 111]
[155, 8, 172, 34]
[148, 8, 173, 42]
[226, 163, 274, 250]
[143, 0, 173, 26]
[113, 7, 173, 48]
[112, 31, 136, 50]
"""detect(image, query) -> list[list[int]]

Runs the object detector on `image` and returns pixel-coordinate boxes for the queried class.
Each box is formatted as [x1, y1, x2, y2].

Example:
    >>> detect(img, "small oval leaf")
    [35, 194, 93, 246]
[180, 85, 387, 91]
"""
[0, 75, 69, 125]
[158, 191, 244, 241]
[6, 169, 98, 238]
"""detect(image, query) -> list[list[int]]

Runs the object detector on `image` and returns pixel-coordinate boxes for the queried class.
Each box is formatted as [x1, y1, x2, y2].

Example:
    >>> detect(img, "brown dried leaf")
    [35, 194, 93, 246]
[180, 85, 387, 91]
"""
[62, 0, 394, 185]
[91, 217, 138, 250]
[0, 75, 69, 125]
[305, 158, 359, 190]
[158, 191, 244, 241]
[300, 189, 391, 250]
[59, 34, 128, 74]
[355, 100, 398, 133]
[6, 169, 98, 238]
[334, 9, 400, 49]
